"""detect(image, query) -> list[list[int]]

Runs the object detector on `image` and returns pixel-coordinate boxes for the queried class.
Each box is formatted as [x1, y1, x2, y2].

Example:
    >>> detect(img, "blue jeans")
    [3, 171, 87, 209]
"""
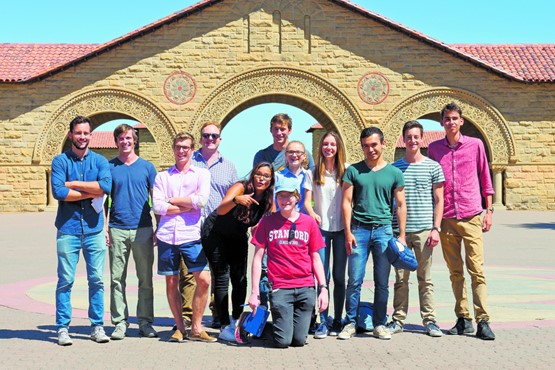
[345, 223, 393, 327]
[56, 231, 106, 329]
[318, 229, 347, 324]
[270, 286, 315, 348]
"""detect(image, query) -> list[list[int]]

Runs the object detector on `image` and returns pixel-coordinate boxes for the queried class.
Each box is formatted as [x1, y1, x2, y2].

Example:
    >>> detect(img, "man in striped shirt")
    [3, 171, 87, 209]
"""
[387, 120, 445, 337]
[185, 122, 238, 328]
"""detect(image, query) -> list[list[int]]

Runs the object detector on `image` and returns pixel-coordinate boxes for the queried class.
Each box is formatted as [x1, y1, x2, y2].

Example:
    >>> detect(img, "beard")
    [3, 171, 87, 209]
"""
[71, 137, 89, 150]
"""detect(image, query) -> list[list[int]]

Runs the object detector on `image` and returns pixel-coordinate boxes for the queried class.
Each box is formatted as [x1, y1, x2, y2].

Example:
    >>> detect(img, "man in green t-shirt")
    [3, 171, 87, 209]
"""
[338, 127, 406, 341]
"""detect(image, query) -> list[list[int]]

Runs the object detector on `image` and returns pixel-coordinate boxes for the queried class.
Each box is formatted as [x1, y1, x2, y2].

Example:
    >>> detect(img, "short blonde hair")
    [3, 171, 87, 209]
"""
[172, 132, 195, 148]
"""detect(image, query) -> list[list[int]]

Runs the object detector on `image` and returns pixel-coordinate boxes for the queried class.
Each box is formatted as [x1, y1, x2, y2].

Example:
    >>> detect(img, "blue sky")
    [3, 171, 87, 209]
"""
[2, 0, 553, 176]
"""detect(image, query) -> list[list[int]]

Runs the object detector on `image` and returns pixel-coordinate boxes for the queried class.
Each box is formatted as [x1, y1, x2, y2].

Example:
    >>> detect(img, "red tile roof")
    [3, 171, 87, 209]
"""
[396, 131, 444, 149]
[0, 43, 99, 82]
[0, 0, 553, 83]
[90, 131, 116, 149]
[450, 44, 555, 82]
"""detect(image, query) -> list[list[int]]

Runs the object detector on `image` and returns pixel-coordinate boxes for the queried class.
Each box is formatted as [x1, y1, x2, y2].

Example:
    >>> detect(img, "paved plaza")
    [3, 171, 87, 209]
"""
[0, 210, 554, 369]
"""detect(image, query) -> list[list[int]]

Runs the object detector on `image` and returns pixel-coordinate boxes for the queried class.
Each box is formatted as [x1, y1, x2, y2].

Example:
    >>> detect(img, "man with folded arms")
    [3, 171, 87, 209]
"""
[153, 132, 216, 343]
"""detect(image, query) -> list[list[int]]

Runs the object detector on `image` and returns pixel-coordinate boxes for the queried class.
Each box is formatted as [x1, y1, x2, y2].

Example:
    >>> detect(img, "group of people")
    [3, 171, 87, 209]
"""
[51, 102, 496, 348]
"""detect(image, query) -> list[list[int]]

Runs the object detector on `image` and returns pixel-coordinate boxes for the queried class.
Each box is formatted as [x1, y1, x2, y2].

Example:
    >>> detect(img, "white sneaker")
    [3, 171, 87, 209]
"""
[57, 328, 73, 346]
[373, 325, 392, 340]
[91, 326, 110, 343]
[337, 322, 356, 340]
[218, 324, 237, 342]
[110, 322, 127, 340]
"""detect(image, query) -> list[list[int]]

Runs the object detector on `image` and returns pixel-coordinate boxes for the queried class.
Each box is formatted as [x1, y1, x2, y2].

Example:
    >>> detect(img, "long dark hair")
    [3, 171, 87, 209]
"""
[236, 162, 275, 223]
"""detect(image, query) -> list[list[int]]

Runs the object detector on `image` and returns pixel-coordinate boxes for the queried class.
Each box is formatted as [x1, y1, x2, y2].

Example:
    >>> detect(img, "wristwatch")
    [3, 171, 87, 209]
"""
[432, 226, 441, 232]
[487, 206, 494, 213]
[318, 284, 328, 290]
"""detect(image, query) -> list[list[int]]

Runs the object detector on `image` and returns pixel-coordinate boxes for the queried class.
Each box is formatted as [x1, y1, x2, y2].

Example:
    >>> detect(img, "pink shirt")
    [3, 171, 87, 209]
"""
[251, 213, 324, 289]
[428, 134, 494, 220]
[153, 165, 210, 244]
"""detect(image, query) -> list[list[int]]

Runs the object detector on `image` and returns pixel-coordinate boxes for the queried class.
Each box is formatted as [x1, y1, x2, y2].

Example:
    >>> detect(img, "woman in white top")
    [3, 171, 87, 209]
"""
[304, 130, 348, 339]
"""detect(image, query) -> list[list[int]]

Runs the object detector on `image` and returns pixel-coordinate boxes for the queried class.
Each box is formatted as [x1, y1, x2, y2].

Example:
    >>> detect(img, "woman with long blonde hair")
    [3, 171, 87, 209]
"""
[303, 130, 348, 338]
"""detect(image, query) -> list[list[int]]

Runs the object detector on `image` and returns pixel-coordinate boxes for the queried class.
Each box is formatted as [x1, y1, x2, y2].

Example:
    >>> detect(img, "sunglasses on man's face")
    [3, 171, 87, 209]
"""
[288, 223, 297, 242]
[202, 133, 220, 140]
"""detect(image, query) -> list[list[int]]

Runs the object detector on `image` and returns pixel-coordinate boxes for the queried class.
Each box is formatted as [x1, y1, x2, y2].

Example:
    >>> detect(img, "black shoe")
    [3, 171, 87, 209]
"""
[476, 320, 495, 340]
[210, 318, 221, 329]
[447, 317, 474, 335]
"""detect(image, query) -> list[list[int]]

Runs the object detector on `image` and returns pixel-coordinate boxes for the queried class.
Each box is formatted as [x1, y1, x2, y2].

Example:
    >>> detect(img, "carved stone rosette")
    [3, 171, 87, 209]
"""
[191, 67, 365, 163]
[381, 87, 516, 165]
[33, 88, 176, 165]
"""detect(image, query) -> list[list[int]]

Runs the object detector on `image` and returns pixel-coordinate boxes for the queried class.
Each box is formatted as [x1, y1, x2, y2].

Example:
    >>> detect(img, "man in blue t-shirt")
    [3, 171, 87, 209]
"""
[339, 127, 406, 341]
[252, 113, 315, 171]
[107, 124, 158, 340]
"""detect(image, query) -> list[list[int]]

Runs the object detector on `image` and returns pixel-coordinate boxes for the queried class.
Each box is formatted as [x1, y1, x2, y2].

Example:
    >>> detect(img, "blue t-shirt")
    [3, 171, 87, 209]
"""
[108, 157, 157, 229]
[253, 144, 315, 171]
[275, 167, 309, 213]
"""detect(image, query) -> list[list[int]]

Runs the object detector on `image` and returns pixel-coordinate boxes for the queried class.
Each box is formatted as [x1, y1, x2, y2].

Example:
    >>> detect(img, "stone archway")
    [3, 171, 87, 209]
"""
[32, 88, 177, 166]
[382, 87, 516, 207]
[381, 87, 515, 164]
[190, 67, 365, 163]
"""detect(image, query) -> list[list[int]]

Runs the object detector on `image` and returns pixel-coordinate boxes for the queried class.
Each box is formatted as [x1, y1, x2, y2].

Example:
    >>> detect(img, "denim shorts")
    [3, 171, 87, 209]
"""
[157, 239, 208, 275]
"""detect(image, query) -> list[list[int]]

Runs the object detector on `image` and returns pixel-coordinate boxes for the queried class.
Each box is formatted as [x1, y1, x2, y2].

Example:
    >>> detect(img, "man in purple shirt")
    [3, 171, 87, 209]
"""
[153, 132, 216, 343]
[428, 102, 495, 340]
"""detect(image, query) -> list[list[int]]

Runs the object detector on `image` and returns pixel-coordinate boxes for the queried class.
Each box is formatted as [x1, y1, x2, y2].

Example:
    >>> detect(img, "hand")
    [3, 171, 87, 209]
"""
[248, 292, 260, 316]
[309, 212, 321, 225]
[397, 236, 407, 248]
[236, 193, 259, 207]
[345, 231, 356, 255]
[104, 231, 111, 247]
[482, 212, 493, 232]
[426, 229, 440, 247]
[317, 289, 329, 313]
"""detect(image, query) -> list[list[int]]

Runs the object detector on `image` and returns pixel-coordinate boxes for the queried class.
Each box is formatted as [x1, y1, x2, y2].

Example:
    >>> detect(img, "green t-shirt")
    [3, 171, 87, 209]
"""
[343, 161, 405, 225]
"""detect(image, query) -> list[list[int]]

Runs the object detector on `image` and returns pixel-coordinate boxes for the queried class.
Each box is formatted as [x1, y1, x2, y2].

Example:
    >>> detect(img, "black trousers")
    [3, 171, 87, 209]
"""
[202, 232, 248, 326]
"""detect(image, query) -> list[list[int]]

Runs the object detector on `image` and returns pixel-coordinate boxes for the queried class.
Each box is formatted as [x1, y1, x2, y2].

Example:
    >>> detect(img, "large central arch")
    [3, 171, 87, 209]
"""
[191, 67, 365, 163]
[32, 88, 177, 166]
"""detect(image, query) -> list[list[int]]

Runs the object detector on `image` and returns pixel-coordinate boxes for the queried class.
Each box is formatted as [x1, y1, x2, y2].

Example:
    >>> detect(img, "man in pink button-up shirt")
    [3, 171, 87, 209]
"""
[153, 132, 216, 343]
[428, 102, 495, 341]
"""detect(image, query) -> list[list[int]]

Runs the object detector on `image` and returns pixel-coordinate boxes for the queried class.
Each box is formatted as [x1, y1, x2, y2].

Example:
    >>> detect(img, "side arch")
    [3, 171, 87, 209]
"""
[190, 67, 365, 163]
[381, 87, 516, 166]
[32, 88, 176, 165]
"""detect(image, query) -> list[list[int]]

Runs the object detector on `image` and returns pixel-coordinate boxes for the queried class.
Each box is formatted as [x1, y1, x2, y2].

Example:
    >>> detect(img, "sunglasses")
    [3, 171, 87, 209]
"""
[201, 133, 220, 140]
[288, 223, 297, 242]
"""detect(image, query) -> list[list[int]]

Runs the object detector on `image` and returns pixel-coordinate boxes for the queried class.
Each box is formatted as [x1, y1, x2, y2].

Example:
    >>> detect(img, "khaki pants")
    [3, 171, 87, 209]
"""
[440, 215, 489, 322]
[392, 229, 437, 326]
[179, 257, 196, 323]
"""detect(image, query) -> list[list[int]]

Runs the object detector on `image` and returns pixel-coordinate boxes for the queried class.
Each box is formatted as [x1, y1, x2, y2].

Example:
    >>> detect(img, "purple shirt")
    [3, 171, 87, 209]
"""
[153, 164, 210, 245]
[428, 134, 494, 220]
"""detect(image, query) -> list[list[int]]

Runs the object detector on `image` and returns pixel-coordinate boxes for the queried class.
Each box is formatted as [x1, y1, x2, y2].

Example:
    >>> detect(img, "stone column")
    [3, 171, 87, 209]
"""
[491, 165, 506, 209]
[45, 168, 57, 211]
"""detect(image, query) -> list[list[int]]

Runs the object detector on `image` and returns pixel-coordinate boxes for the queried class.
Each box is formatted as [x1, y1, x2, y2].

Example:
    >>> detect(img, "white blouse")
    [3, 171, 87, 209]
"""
[304, 168, 345, 232]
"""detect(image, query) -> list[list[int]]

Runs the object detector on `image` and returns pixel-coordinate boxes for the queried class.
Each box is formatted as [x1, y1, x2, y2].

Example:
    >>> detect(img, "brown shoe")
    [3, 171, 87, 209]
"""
[188, 330, 217, 343]
[168, 329, 185, 342]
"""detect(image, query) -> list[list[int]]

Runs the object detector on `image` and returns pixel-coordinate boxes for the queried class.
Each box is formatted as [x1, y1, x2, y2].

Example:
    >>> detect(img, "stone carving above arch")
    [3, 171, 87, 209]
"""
[191, 67, 364, 163]
[33, 88, 176, 165]
[381, 87, 516, 165]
